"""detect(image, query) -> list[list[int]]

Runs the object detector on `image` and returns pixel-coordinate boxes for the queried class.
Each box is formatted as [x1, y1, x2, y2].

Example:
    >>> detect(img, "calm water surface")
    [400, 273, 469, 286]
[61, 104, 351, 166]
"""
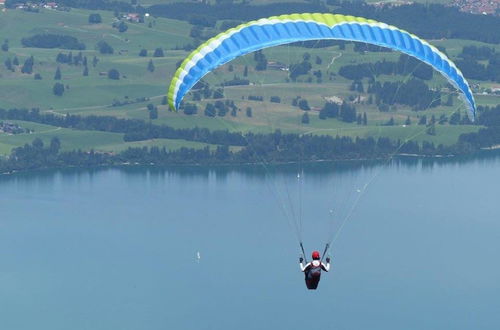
[1, 156, 499, 330]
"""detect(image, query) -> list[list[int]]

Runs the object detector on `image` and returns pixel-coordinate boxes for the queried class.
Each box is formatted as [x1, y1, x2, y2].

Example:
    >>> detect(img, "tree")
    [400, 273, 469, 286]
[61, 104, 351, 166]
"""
[213, 88, 224, 99]
[13, 56, 19, 66]
[319, 102, 339, 119]
[53, 82, 65, 96]
[83, 65, 89, 76]
[147, 59, 155, 72]
[340, 102, 357, 123]
[243, 65, 248, 77]
[183, 103, 198, 115]
[190, 26, 203, 39]
[50, 137, 61, 154]
[4, 58, 13, 71]
[385, 117, 395, 126]
[363, 112, 368, 125]
[108, 68, 120, 80]
[54, 67, 62, 80]
[204, 103, 216, 117]
[418, 115, 427, 125]
[34, 73, 42, 80]
[1, 40, 8, 52]
[405, 116, 411, 125]
[301, 112, 310, 124]
[88, 13, 102, 24]
[92, 56, 98, 67]
[161, 96, 167, 105]
[118, 21, 128, 33]
[97, 41, 114, 54]
[21, 34, 85, 50]
[149, 106, 158, 120]
[254, 50, 267, 71]
[426, 124, 436, 135]
[356, 80, 364, 93]
[430, 115, 436, 125]
[32, 138, 44, 150]
[298, 99, 310, 111]
[21, 56, 34, 74]
[139, 49, 147, 57]
[449, 111, 461, 125]
[246, 107, 252, 117]
[153, 48, 164, 57]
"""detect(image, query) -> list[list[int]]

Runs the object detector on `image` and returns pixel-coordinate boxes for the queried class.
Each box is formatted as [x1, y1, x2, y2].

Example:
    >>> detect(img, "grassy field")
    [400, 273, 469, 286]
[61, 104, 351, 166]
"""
[0, 120, 223, 155]
[0, 7, 498, 156]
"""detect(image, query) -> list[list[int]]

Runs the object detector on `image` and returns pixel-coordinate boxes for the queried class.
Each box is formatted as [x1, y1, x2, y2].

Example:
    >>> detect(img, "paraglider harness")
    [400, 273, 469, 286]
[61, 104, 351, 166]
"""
[300, 243, 330, 290]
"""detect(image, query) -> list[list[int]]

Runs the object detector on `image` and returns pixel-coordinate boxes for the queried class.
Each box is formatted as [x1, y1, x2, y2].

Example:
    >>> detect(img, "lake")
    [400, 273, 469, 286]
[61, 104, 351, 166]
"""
[1, 155, 499, 330]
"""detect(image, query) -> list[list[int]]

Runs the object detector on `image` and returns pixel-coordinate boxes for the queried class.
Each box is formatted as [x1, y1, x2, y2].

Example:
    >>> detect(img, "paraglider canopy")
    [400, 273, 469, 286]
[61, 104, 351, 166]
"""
[168, 13, 476, 121]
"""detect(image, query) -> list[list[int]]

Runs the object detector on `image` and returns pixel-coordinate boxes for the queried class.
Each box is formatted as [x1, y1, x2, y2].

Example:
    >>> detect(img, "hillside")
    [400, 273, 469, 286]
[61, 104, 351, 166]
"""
[0, 2, 499, 158]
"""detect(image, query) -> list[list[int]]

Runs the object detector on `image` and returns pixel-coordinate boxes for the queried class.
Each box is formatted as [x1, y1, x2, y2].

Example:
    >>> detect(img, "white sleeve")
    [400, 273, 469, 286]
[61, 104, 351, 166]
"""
[300, 262, 310, 272]
[322, 262, 331, 272]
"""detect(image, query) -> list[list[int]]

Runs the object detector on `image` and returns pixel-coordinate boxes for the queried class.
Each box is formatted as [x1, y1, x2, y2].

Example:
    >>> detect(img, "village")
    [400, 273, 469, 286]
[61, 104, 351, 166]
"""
[0, 1, 144, 21]
[452, 0, 499, 15]
[0, 121, 32, 134]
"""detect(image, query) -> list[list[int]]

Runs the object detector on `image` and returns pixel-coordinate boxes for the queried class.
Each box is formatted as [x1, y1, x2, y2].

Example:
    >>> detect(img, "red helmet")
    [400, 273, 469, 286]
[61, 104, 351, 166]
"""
[312, 251, 320, 260]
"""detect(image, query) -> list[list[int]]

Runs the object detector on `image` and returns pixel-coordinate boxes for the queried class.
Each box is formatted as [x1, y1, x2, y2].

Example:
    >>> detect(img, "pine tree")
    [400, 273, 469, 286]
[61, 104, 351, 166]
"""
[147, 59, 155, 72]
[83, 66, 89, 76]
[301, 112, 310, 124]
[362, 112, 367, 125]
[426, 124, 436, 135]
[54, 67, 62, 80]
[21, 56, 34, 74]
[4, 58, 13, 71]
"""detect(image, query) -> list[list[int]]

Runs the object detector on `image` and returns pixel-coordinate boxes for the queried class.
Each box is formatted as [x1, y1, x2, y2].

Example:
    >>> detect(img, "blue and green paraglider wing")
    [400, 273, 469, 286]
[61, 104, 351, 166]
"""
[168, 13, 476, 121]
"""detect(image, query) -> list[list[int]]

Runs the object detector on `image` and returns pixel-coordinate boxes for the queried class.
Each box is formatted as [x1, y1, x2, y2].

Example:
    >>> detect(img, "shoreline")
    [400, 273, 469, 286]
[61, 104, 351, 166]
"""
[3, 148, 499, 177]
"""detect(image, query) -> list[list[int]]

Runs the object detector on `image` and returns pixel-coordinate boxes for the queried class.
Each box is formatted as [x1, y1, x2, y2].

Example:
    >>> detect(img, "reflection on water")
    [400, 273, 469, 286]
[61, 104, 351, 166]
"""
[3, 148, 500, 185]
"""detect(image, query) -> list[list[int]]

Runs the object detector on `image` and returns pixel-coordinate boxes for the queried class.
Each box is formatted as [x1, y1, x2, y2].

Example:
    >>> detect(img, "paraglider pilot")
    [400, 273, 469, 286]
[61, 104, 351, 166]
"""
[300, 251, 330, 290]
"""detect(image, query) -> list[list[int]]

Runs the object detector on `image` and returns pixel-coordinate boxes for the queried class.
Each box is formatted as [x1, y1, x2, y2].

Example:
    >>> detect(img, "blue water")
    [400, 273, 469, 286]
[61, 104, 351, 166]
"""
[1, 157, 499, 330]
